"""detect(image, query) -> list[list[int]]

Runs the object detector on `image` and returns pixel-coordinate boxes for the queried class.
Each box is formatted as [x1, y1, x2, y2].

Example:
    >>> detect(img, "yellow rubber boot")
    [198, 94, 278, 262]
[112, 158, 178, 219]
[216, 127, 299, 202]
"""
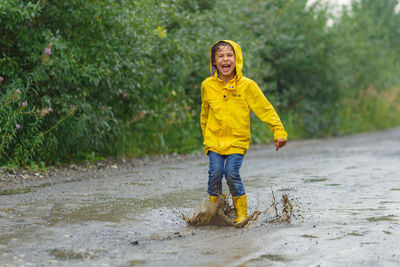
[209, 194, 226, 203]
[232, 194, 247, 223]
[209, 195, 218, 203]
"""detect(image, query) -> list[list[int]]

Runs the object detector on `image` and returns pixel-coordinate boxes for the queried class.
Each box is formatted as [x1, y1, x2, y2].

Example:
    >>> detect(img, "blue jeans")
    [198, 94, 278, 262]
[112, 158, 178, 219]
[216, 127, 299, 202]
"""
[208, 151, 245, 197]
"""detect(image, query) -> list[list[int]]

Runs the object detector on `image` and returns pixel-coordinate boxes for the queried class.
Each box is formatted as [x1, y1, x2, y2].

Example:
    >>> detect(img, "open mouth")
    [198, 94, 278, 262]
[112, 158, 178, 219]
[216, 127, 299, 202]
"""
[221, 64, 231, 72]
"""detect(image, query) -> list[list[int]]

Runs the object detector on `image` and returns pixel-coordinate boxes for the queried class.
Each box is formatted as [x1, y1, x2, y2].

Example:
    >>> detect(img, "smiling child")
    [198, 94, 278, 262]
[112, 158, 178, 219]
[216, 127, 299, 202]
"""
[200, 40, 287, 223]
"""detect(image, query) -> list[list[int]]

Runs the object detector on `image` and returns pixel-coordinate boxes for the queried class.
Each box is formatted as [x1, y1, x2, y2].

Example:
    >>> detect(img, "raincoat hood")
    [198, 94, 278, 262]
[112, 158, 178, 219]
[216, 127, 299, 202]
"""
[210, 40, 243, 81]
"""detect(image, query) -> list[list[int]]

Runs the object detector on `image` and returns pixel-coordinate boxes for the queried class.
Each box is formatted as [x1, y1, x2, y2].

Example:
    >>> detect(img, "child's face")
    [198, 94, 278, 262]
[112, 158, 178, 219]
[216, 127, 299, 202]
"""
[213, 45, 236, 82]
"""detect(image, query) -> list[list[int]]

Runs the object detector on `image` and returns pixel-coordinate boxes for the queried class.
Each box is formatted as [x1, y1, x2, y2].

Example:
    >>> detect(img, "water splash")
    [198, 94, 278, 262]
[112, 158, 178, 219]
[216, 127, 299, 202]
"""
[181, 192, 293, 228]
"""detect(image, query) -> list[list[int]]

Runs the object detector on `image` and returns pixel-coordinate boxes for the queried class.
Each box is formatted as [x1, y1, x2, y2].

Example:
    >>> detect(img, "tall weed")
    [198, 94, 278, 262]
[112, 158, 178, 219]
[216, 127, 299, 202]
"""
[339, 87, 400, 134]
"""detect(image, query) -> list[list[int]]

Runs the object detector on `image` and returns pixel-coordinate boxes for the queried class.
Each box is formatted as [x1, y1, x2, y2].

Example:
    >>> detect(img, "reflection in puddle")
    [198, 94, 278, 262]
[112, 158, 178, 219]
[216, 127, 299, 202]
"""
[345, 166, 357, 169]
[380, 201, 400, 204]
[0, 182, 56, 196]
[249, 253, 289, 263]
[367, 215, 397, 222]
[125, 260, 147, 265]
[49, 249, 99, 260]
[0, 178, 84, 196]
[347, 232, 364, 237]
[0, 188, 33, 196]
[300, 234, 318, 238]
[303, 178, 328, 183]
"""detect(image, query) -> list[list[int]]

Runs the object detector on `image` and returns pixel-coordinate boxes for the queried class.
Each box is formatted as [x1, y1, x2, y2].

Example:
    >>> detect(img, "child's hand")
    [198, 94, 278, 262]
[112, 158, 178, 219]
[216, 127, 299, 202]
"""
[274, 139, 287, 151]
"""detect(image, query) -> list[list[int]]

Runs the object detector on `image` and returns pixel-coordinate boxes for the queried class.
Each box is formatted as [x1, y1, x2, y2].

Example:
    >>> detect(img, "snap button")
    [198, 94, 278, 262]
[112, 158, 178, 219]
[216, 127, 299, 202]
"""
[223, 95, 226, 98]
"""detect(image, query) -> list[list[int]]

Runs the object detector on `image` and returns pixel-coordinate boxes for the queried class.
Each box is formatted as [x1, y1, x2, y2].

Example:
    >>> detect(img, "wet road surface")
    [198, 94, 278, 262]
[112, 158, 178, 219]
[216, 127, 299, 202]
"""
[1, 127, 400, 266]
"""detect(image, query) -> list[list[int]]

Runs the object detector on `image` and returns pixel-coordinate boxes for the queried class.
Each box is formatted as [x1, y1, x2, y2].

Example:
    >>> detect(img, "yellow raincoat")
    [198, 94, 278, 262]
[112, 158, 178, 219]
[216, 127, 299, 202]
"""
[200, 40, 287, 155]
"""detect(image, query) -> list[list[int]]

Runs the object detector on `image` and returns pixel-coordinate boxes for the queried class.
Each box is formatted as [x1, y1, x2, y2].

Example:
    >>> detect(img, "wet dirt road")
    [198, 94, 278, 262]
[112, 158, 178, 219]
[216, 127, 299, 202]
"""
[1, 128, 400, 266]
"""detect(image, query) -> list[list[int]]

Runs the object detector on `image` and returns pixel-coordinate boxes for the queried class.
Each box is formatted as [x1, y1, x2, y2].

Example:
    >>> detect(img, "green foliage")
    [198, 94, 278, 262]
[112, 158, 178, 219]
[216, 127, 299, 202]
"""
[339, 87, 400, 134]
[1, 0, 400, 167]
[330, 0, 400, 134]
[241, 0, 341, 137]
[333, 0, 400, 92]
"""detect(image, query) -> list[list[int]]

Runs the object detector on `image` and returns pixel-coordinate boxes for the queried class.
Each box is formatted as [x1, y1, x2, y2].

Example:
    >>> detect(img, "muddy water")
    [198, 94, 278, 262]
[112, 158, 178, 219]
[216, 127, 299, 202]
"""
[1, 128, 400, 266]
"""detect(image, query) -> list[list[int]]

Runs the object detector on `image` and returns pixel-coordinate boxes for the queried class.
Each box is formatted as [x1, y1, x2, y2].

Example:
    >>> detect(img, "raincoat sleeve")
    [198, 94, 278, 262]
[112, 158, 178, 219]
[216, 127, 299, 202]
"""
[200, 83, 209, 138]
[247, 81, 288, 140]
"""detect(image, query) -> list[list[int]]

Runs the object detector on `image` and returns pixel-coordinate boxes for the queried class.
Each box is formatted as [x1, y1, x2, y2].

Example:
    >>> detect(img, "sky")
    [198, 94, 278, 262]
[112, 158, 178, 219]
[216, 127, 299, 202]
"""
[307, 0, 353, 7]
[308, 0, 400, 15]
[307, 0, 353, 16]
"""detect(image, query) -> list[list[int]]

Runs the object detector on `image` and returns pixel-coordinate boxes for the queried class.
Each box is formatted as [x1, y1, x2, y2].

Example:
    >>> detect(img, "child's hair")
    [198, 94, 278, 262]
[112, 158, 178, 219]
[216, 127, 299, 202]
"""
[211, 41, 235, 64]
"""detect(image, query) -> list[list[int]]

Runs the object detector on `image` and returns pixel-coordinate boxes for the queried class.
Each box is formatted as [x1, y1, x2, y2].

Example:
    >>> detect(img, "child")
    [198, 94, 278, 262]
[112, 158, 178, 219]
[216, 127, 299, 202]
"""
[200, 40, 287, 224]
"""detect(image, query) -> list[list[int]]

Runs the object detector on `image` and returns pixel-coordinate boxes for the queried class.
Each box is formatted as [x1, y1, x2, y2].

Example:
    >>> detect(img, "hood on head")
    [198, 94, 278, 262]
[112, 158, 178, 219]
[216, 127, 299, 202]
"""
[210, 40, 243, 80]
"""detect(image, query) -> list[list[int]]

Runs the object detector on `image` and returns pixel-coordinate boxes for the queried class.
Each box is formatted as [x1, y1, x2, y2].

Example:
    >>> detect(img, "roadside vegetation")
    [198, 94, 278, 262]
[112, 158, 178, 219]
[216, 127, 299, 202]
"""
[1, 0, 399, 168]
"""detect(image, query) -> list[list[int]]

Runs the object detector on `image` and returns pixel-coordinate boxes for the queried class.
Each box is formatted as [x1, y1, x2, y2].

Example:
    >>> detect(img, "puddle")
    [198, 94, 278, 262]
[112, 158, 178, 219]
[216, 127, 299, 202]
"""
[379, 201, 400, 204]
[303, 178, 328, 183]
[0, 188, 34, 196]
[248, 253, 289, 263]
[143, 188, 204, 209]
[367, 215, 397, 222]
[0, 179, 82, 196]
[124, 260, 147, 265]
[347, 232, 364, 236]
[0, 208, 12, 213]
[49, 249, 98, 260]
[325, 184, 341, 187]
[44, 199, 137, 225]
[0, 182, 56, 196]
[41, 188, 205, 225]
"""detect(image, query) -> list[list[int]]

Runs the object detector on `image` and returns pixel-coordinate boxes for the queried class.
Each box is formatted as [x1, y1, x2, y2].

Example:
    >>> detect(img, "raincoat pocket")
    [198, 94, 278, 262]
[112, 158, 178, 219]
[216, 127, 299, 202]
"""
[231, 128, 250, 148]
